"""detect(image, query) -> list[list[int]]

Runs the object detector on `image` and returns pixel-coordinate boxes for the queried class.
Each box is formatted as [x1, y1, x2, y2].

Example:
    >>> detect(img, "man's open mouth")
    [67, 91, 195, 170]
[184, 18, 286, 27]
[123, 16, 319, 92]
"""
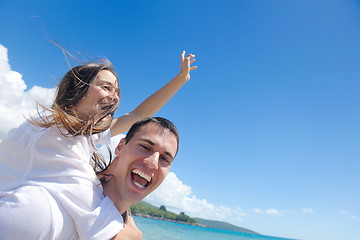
[131, 169, 152, 189]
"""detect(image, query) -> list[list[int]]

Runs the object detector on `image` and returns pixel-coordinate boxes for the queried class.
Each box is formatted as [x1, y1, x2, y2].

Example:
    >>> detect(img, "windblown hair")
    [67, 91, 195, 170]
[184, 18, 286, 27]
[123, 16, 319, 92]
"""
[29, 59, 119, 169]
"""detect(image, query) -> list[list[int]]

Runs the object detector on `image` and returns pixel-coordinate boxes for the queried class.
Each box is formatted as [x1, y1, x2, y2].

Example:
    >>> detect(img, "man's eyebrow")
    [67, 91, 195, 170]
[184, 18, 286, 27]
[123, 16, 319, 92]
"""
[139, 138, 155, 146]
[139, 138, 174, 160]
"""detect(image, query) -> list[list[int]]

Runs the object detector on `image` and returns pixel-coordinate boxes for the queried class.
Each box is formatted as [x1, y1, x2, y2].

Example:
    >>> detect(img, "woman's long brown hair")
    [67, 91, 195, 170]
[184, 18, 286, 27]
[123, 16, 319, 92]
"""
[29, 58, 119, 170]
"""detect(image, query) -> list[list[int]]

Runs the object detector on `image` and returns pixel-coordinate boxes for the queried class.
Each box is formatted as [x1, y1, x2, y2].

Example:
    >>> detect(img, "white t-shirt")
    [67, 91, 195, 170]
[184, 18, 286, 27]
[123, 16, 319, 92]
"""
[0, 114, 123, 240]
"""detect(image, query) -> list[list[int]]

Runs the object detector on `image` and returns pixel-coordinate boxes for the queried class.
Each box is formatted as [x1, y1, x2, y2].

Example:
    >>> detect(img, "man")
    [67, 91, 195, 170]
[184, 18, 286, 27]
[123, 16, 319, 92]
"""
[99, 117, 180, 240]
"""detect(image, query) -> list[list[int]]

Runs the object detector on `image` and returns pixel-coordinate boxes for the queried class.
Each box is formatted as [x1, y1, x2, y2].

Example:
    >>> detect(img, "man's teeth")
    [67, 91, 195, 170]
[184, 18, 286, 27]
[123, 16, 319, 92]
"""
[134, 182, 145, 189]
[132, 169, 152, 182]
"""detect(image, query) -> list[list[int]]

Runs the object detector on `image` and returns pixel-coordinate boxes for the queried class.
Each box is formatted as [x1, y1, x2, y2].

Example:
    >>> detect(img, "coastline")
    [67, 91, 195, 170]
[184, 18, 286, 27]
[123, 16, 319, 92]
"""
[132, 213, 206, 227]
[130, 201, 259, 235]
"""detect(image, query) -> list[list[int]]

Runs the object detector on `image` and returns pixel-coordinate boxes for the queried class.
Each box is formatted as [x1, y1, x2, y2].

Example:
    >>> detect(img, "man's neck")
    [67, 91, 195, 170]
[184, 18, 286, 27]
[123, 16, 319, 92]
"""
[103, 183, 131, 214]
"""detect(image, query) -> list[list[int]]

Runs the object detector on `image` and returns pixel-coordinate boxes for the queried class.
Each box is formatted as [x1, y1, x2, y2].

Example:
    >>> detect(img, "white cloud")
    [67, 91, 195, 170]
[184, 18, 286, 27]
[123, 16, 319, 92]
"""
[266, 209, 281, 216]
[339, 210, 349, 215]
[0, 44, 55, 139]
[301, 208, 314, 214]
[254, 208, 264, 214]
[339, 210, 359, 220]
[254, 208, 282, 216]
[145, 172, 246, 223]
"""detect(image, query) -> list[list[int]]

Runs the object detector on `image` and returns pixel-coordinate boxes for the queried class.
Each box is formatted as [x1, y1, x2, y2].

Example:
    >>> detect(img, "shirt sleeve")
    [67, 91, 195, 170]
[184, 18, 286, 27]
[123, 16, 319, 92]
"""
[76, 196, 124, 240]
[0, 122, 34, 191]
[93, 129, 112, 146]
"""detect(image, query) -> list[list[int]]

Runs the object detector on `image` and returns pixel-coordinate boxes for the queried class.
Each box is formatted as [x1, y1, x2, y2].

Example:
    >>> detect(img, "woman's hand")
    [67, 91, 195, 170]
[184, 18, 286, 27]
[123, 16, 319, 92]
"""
[180, 50, 197, 81]
[113, 216, 142, 240]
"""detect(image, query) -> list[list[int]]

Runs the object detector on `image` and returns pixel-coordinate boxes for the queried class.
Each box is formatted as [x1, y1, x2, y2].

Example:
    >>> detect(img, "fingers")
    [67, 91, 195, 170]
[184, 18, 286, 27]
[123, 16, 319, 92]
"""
[181, 50, 186, 61]
[186, 54, 195, 60]
[181, 51, 195, 61]
[190, 66, 197, 71]
[180, 51, 197, 71]
[189, 58, 197, 70]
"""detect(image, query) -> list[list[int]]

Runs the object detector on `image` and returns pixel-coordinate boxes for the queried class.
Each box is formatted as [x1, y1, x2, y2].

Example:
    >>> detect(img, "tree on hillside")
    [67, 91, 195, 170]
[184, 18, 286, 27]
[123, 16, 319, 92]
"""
[159, 205, 167, 211]
[175, 212, 195, 223]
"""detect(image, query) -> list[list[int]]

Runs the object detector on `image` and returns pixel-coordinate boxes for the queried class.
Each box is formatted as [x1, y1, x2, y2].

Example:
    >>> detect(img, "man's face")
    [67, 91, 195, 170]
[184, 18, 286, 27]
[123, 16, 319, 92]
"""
[109, 123, 178, 204]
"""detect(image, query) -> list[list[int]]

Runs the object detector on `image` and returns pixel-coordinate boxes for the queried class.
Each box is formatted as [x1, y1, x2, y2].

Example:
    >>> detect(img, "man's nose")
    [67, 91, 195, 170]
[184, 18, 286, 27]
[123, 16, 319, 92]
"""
[144, 152, 159, 170]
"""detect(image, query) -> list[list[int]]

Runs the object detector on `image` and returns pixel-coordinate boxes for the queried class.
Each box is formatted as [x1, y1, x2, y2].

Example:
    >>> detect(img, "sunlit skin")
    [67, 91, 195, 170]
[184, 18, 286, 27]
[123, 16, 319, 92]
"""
[102, 123, 178, 214]
[74, 70, 120, 125]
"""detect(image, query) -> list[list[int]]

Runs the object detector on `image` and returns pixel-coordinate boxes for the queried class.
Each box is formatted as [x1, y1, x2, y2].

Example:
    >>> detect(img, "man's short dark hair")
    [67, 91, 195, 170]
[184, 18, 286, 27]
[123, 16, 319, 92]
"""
[124, 117, 179, 156]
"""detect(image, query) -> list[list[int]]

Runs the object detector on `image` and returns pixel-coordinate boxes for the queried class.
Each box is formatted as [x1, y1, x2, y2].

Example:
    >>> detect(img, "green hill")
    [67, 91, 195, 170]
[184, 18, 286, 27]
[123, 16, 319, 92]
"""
[130, 201, 259, 234]
[130, 201, 197, 225]
[193, 217, 259, 234]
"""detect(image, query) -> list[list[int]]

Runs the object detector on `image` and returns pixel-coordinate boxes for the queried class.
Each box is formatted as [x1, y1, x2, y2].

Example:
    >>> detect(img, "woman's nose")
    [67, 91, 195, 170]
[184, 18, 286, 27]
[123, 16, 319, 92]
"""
[108, 90, 119, 102]
[144, 152, 159, 170]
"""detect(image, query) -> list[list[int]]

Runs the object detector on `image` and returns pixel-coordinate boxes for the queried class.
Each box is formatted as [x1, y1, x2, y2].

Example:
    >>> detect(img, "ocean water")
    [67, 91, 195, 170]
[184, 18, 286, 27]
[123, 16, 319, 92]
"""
[133, 216, 294, 240]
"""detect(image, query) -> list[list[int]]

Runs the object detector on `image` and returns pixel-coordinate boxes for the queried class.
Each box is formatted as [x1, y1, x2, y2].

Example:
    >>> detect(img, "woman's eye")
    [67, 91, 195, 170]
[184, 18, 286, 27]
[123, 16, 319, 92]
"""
[101, 85, 110, 91]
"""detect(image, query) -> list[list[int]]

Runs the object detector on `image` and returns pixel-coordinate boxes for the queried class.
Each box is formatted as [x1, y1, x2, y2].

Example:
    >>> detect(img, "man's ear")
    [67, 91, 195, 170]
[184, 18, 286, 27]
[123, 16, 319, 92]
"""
[115, 138, 126, 156]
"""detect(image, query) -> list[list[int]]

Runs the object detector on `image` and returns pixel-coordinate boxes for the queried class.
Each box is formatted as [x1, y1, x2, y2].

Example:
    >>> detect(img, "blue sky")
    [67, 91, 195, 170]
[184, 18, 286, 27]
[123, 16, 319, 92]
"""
[0, 1, 359, 240]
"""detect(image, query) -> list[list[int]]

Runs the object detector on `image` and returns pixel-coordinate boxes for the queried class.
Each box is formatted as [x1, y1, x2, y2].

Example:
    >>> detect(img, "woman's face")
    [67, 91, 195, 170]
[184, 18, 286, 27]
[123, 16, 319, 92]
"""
[74, 70, 119, 125]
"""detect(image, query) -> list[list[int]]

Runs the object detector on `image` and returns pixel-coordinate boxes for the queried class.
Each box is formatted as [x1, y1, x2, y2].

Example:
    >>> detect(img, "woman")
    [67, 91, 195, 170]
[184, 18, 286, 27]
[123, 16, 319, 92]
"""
[0, 51, 196, 239]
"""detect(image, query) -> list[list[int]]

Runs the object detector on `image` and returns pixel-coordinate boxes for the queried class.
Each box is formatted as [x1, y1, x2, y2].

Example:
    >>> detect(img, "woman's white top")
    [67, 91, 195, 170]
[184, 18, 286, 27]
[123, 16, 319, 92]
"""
[0, 113, 123, 240]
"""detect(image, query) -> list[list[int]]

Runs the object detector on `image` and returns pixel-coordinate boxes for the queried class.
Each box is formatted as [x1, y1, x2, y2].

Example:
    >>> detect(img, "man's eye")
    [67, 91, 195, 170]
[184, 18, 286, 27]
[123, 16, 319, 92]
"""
[140, 144, 150, 151]
[160, 156, 170, 164]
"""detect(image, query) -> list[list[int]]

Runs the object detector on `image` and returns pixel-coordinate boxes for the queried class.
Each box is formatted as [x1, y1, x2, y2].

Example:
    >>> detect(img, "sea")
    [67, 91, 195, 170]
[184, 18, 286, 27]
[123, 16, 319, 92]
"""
[133, 216, 295, 240]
